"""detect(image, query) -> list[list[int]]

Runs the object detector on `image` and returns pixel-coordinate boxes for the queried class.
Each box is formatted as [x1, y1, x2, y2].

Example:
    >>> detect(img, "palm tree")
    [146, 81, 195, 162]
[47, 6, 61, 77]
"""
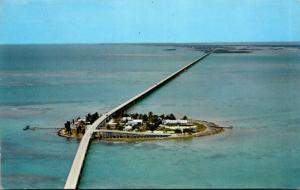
[86, 113, 92, 123]
[64, 121, 71, 134]
[142, 114, 148, 122]
[165, 113, 176, 120]
[146, 122, 157, 132]
[91, 112, 99, 123]
[169, 113, 176, 120]
[182, 115, 188, 120]
[148, 111, 153, 118]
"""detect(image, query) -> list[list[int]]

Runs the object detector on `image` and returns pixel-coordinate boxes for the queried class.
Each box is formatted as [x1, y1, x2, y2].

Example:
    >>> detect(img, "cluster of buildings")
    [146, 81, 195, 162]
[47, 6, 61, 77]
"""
[121, 117, 143, 131]
[162, 119, 196, 131]
[112, 116, 196, 133]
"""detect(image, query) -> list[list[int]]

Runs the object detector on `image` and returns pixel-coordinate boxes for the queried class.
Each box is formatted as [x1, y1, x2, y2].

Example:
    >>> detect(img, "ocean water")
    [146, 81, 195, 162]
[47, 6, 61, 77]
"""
[1, 44, 300, 188]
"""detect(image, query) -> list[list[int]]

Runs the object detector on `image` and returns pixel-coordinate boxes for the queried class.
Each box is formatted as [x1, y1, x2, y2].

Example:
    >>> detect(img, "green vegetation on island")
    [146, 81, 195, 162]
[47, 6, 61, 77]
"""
[58, 111, 226, 141]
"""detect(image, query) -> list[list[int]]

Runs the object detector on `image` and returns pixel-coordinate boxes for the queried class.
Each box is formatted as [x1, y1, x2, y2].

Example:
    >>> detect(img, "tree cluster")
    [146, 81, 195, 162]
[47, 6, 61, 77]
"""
[121, 112, 177, 122]
[146, 122, 158, 132]
[183, 128, 194, 134]
[85, 112, 99, 124]
[164, 113, 176, 120]
[174, 129, 182, 133]
[64, 121, 71, 133]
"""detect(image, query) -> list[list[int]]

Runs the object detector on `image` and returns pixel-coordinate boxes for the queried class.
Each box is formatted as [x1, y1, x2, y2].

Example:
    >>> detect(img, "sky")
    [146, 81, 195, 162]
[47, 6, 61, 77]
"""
[0, 0, 300, 44]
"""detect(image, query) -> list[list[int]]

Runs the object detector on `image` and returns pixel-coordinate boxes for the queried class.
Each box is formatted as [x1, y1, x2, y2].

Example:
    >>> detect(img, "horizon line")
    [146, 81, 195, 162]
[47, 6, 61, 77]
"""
[1, 41, 300, 46]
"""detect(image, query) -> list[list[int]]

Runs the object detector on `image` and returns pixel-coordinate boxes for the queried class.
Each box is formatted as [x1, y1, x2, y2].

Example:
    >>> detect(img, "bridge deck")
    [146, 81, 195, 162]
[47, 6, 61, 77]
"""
[64, 52, 211, 189]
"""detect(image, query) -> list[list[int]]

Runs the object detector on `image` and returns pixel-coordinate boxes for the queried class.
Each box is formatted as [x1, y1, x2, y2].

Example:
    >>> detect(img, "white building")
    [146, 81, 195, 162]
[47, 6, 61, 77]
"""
[75, 118, 89, 125]
[124, 125, 133, 131]
[121, 117, 132, 122]
[127, 119, 143, 126]
[161, 119, 196, 132]
[163, 119, 188, 126]
[123, 119, 143, 131]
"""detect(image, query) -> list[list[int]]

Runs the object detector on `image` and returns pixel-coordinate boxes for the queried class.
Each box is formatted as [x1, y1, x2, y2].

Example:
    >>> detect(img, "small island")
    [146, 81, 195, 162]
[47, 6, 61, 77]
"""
[58, 112, 227, 141]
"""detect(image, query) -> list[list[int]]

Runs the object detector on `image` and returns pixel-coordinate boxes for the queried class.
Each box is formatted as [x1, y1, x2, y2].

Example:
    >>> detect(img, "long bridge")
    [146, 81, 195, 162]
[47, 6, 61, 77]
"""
[64, 52, 212, 189]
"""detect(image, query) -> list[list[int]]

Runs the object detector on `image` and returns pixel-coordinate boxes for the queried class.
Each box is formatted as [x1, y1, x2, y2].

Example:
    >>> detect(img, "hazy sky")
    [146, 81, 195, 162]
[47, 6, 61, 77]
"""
[0, 0, 300, 44]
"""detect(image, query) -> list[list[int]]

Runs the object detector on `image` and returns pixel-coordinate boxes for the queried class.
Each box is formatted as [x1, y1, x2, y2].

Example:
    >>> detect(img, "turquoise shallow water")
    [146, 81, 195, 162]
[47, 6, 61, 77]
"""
[1, 44, 300, 188]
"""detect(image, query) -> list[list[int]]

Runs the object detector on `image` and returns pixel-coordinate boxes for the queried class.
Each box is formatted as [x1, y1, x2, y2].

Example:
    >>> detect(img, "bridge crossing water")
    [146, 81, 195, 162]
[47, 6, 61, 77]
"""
[64, 52, 211, 189]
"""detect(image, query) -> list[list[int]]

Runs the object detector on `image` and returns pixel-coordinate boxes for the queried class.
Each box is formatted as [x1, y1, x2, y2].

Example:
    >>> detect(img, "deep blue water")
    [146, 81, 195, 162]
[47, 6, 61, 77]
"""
[1, 44, 300, 188]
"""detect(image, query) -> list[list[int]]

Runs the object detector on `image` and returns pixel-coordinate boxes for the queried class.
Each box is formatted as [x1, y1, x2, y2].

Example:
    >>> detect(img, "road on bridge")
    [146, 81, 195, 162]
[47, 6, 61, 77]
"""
[64, 52, 212, 189]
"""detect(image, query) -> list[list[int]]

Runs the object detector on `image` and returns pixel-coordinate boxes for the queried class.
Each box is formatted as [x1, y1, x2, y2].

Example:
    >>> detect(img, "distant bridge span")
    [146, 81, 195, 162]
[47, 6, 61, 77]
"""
[64, 52, 212, 189]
